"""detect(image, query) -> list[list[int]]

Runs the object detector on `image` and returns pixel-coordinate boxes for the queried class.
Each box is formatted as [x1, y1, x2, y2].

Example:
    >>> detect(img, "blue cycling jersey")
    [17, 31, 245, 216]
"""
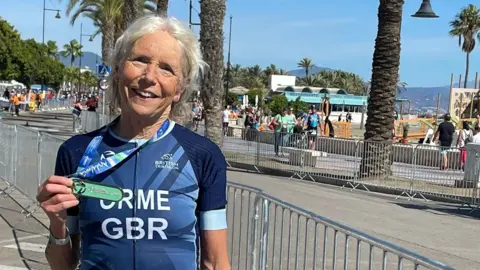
[308, 113, 320, 128]
[56, 121, 227, 270]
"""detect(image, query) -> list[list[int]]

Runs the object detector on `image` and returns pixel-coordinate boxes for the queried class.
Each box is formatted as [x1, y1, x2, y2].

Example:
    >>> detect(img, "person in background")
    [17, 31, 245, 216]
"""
[305, 105, 322, 150]
[85, 96, 98, 112]
[272, 107, 288, 156]
[192, 102, 201, 132]
[434, 113, 455, 170]
[222, 105, 230, 136]
[3, 88, 9, 99]
[346, 111, 352, 122]
[283, 107, 297, 146]
[10, 92, 20, 116]
[36, 91, 43, 110]
[457, 121, 473, 171]
[473, 126, 480, 143]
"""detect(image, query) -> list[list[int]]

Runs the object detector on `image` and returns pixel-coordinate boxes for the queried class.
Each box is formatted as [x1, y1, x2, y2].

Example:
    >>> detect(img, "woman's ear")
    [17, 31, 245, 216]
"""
[173, 79, 190, 102]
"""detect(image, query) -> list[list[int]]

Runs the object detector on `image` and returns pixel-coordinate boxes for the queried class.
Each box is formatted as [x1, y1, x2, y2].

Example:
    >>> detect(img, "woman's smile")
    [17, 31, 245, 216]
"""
[130, 86, 160, 99]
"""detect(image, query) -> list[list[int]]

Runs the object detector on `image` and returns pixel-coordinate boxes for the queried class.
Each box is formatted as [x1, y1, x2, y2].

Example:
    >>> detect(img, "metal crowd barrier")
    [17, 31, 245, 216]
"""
[79, 110, 117, 133]
[39, 98, 74, 112]
[0, 120, 455, 269]
[222, 126, 480, 210]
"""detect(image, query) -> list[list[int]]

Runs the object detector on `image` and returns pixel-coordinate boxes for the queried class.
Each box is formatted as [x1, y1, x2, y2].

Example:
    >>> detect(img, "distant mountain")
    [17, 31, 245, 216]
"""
[59, 51, 103, 72]
[287, 66, 332, 77]
[400, 81, 479, 111]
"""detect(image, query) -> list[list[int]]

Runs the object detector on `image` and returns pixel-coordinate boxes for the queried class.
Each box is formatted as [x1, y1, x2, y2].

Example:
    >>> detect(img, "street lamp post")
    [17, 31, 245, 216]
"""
[41, 0, 60, 93]
[225, 15, 233, 105]
[42, 0, 61, 44]
[79, 23, 94, 94]
[188, 0, 201, 29]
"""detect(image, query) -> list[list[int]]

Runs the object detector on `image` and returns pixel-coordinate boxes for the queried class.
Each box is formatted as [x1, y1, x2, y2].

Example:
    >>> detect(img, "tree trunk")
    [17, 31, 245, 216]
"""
[360, 0, 404, 177]
[464, 52, 470, 89]
[157, 0, 169, 17]
[101, 22, 116, 115]
[199, 0, 226, 147]
[123, 0, 140, 29]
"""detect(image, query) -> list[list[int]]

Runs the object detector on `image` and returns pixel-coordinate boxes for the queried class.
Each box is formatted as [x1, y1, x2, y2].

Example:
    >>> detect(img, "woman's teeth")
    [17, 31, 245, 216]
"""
[133, 88, 154, 98]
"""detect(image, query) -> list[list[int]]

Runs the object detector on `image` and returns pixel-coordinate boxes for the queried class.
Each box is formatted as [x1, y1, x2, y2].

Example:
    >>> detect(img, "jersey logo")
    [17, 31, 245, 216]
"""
[155, 154, 179, 169]
[101, 150, 116, 160]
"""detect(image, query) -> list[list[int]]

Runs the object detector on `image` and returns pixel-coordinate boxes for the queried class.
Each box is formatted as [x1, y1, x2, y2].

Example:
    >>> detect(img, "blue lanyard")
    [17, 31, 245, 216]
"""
[70, 118, 170, 179]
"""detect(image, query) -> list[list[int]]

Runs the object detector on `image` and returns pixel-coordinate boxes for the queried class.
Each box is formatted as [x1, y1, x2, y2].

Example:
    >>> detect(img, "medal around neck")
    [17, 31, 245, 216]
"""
[71, 178, 124, 202]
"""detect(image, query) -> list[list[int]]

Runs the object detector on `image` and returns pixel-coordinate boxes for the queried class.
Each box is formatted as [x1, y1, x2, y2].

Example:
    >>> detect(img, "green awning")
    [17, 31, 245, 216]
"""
[284, 92, 367, 106]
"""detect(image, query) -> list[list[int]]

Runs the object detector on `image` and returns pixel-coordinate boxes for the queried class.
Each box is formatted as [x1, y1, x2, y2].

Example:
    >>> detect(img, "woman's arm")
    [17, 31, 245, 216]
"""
[200, 229, 230, 270]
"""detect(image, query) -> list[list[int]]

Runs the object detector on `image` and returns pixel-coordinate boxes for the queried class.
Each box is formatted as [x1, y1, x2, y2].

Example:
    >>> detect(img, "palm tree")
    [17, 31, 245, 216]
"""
[361, 0, 404, 177]
[278, 69, 289, 75]
[449, 4, 480, 89]
[264, 64, 278, 77]
[61, 39, 83, 66]
[199, 0, 226, 146]
[123, 0, 140, 28]
[297, 57, 315, 77]
[65, 0, 155, 64]
[46, 40, 59, 60]
[157, 0, 169, 17]
[66, 0, 122, 63]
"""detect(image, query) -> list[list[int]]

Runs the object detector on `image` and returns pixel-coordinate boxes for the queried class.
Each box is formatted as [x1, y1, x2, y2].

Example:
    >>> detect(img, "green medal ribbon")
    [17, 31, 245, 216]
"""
[68, 118, 171, 202]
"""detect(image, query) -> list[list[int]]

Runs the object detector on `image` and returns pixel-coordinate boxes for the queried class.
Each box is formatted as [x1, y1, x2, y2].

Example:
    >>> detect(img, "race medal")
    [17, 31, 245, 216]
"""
[71, 178, 124, 202]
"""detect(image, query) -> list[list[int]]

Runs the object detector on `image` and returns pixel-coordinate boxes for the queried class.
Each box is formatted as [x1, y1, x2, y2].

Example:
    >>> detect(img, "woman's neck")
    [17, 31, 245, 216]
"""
[114, 109, 170, 140]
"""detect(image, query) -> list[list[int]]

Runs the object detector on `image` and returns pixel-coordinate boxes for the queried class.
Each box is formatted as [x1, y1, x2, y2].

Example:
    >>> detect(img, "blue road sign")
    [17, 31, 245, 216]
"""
[97, 65, 111, 77]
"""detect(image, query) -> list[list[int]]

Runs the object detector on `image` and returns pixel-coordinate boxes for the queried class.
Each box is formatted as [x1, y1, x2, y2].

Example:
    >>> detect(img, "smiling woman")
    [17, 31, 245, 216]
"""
[110, 15, 205, 128]
[37, 14, 231, 270]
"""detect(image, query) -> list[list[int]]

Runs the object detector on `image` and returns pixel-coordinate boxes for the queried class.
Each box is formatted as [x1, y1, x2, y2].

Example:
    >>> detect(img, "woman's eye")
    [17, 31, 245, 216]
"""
[159, 65, 173, 73]
[132, 57, 149, 63]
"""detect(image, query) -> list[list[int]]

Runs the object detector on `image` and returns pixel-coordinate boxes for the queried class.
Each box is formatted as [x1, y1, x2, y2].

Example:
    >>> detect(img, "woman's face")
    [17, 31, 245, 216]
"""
[118, 30, 184, 118]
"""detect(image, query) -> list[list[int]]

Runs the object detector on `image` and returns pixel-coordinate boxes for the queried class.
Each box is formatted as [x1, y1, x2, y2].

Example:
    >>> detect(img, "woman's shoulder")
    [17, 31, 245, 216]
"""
[171, 124, 224, 157]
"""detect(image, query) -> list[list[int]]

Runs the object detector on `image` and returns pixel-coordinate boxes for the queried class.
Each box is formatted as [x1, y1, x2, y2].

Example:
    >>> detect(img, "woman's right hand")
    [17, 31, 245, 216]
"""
[37, 176, 79, 225]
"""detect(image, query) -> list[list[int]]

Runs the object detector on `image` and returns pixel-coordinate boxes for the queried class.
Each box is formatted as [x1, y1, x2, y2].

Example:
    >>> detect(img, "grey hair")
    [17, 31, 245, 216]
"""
[109, 14, 206, 123]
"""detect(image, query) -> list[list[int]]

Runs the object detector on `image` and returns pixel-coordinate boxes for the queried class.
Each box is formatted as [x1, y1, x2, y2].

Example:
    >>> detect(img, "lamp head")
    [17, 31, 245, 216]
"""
[411, 0, 439, 18]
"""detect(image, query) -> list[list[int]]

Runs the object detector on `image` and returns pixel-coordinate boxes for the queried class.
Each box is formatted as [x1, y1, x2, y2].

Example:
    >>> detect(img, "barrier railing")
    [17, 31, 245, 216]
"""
[78, 112, 480, 210]
[39, 98, 74, 112]
[0, 120, 455, 269]
[222, 126, 479, 209]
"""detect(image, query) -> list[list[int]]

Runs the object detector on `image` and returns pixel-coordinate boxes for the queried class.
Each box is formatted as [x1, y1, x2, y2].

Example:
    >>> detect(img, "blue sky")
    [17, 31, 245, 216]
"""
[1, 0, 479, 87]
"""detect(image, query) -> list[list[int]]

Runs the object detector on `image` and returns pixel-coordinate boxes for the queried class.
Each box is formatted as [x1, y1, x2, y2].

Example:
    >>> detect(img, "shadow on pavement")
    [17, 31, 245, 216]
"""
[0, 211, 48, 270]
[393, 201, 480, 219]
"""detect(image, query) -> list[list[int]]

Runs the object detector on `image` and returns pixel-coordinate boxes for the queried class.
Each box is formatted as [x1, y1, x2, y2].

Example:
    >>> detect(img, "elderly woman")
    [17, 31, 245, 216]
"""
[36, 15, 230, 270]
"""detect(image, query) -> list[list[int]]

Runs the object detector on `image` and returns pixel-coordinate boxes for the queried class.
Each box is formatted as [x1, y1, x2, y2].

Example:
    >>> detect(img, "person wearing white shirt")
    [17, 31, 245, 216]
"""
[222, 105, 230, 136]
[473, 126, 480, 143]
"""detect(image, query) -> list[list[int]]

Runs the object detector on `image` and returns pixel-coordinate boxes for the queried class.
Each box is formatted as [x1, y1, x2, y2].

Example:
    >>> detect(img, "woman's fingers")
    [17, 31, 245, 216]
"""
[44, 176, 73, 187]
[37, 176, 74, 203]
[40, 193, 79, 213]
